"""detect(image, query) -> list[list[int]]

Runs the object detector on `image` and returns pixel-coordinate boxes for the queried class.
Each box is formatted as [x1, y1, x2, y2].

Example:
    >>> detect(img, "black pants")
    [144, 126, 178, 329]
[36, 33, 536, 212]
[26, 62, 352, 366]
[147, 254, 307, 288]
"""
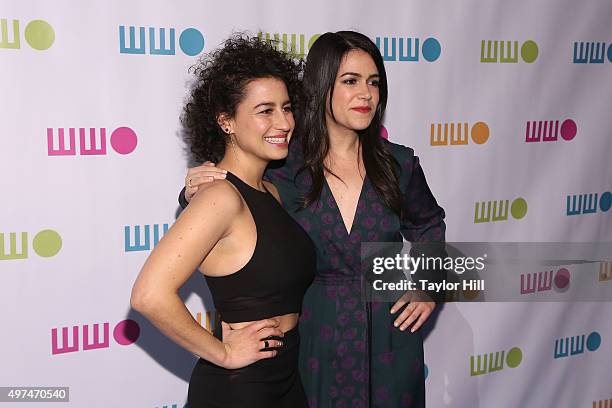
[188, 325, 307, 407]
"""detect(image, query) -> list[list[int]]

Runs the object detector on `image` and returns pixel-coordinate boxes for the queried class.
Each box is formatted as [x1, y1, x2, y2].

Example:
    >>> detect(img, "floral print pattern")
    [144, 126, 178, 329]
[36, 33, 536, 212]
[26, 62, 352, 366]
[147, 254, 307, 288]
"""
[265, 140, 445, 407]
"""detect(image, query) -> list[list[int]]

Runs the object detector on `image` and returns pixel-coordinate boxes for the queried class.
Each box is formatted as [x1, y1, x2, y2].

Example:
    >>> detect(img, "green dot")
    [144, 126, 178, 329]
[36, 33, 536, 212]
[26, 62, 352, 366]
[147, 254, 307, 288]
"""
[511, 198, 528, 219]
[32, 229, 62, 257]
[506, 347, 522, 368]
[521, 40, 538, 63]
[24, 20, 55, 50]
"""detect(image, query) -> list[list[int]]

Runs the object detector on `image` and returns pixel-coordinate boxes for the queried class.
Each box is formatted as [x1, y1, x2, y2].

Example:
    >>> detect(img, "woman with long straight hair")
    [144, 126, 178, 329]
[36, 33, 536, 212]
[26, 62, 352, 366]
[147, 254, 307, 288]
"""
[180, 31, 446, 407]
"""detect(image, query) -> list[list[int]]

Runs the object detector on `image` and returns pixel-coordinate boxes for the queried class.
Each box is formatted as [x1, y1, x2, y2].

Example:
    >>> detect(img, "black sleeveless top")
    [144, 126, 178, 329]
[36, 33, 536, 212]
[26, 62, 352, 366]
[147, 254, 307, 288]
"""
[205, 172, 316, 323]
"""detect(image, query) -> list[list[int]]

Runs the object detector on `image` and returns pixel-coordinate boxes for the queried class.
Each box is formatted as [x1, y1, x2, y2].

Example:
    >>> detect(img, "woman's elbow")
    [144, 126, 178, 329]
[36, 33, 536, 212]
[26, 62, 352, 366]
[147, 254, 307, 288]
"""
[130, 286, 157, 314]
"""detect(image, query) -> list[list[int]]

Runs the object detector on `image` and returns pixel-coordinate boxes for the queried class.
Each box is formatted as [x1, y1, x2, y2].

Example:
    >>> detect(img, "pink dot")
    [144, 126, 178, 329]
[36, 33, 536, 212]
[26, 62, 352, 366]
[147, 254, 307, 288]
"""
[554, 268, 570, 289]
[560, 119, 577, 141]
[113, 319, 140, 345]
[380, 125, 389, 140]
[110, 127, 138, 154]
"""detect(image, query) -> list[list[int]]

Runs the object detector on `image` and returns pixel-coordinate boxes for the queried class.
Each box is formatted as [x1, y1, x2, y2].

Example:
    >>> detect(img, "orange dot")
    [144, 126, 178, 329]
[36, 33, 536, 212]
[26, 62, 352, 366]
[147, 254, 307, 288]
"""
[471, 122, 490, 144]
[463, 288, 481, 300]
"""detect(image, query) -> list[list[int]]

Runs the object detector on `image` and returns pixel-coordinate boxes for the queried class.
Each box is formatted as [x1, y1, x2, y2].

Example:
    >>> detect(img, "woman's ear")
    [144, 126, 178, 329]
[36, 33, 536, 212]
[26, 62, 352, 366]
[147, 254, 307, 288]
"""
[217, 114, 233, 134]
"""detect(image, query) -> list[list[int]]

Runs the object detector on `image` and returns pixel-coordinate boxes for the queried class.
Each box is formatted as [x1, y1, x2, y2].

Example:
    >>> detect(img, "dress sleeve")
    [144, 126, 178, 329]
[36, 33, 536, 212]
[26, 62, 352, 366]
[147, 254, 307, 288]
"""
[178, 187, 188, 209]
[392, 143, 448, 303]
[263, 140, 305, 212]
[396, 145, 446, 242]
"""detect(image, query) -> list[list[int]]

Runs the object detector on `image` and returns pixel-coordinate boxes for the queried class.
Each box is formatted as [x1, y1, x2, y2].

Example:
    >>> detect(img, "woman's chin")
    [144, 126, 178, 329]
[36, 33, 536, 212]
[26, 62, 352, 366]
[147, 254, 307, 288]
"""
[349, 119, 375, 131]
[263, 150, 289, 161]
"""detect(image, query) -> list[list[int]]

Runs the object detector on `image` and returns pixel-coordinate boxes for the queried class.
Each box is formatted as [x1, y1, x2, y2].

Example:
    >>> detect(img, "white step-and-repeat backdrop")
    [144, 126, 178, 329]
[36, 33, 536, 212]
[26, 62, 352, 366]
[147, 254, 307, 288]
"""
[1, 1, 611, 407]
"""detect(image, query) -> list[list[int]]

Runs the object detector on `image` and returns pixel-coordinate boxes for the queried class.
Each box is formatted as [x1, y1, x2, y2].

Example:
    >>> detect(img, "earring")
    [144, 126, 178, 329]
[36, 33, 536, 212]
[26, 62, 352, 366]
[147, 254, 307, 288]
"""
[229, 134, 239, 162]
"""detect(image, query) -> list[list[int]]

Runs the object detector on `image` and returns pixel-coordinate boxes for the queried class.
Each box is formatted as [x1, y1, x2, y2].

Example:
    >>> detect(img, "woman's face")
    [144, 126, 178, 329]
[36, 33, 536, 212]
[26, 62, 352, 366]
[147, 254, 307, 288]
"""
[326, 49, 380, 135]
[226, 77, 294, 162]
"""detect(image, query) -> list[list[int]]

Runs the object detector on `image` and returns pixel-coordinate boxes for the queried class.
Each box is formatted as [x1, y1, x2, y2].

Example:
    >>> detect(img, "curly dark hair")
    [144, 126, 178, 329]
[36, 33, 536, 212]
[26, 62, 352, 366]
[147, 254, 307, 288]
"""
[181, 34, 304, 164]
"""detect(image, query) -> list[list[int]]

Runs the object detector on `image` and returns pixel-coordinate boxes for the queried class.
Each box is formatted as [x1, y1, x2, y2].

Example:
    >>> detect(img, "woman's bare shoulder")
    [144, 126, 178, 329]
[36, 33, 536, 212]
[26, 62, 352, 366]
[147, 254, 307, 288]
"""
[188, 179, 244, 217]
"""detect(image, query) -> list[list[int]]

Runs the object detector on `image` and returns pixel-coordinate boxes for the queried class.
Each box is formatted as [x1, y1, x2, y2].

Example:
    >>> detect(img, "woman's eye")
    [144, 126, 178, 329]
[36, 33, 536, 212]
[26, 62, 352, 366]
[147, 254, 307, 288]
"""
[259, 109, 273, 114]
[283, 106, 293, 112]
[342, 79, 357, 85]
[369, 80, 380, 87]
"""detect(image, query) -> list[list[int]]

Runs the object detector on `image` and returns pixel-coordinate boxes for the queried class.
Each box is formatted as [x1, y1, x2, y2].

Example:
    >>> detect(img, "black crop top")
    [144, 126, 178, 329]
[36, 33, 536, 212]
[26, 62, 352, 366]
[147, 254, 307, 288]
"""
[204, 172, 315, 323]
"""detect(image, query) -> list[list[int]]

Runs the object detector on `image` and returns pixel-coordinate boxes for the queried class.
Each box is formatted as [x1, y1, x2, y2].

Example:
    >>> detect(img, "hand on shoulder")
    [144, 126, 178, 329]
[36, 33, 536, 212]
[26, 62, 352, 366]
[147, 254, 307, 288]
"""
[190, 177, 243, 207]
[183, 179, 244, 234]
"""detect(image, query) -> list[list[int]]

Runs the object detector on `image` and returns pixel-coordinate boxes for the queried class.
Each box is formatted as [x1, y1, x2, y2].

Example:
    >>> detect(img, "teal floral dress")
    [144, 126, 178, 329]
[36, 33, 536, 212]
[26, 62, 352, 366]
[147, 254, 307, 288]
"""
[263, 139, 446, 408]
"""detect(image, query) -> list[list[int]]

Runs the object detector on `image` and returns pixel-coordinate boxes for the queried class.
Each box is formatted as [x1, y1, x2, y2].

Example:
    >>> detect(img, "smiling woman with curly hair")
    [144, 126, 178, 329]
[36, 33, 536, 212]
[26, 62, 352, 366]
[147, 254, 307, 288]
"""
[131, 34, 314, 407]
[182, 35, 305, 165]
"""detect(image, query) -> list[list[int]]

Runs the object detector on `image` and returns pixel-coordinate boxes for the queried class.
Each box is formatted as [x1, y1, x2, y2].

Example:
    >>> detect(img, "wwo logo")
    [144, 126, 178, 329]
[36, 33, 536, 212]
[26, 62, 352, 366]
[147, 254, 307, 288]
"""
[474, 198, 527, 224]
[194, 311, 217, 333]
[566, 191, 611, 216]
[47, 127, 137, 156]
[0, 18, 54, 50]
[125, 223, 170, 252]
[376, 36, 441, 62]
[520, 267, 570, 295]
[593, 399, 612, 408]
[600, 261, 612, 283]
[51, 319, 140, 355]
[525, 119, 577, 143]
[258, 32, 320, 58]
[380, 125, 390, 140]
[470, 346, 522, 376]
[480, 40, 538, 63]
[430, 121, 489, 146]
[573, 42, 612, 64]
[119, 25, 204, 56]
[554, 331, 601, 359]
[1, 229, 61, 260]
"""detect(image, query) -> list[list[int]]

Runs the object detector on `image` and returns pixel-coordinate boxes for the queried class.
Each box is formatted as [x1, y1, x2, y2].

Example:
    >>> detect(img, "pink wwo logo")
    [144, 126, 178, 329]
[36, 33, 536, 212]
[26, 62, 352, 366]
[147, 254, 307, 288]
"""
[525, 119, 577, 143]
[47, 127, 138, 156]
[51, 319, 140, 355]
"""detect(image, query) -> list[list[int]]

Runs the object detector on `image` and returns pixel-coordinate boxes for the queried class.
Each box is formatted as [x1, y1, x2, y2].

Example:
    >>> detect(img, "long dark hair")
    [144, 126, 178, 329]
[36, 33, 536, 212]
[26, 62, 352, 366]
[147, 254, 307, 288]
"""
[297, 31, 401, 215]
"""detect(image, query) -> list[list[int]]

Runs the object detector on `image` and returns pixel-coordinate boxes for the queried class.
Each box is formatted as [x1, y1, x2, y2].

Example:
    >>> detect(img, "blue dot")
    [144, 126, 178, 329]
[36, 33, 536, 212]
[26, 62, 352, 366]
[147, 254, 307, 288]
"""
[424, 363, 429, 380]
[179, 28, 204, 56]
[586, 331, 601, 352]
[607, 43, 612, 63]
[600, 192, 612, 212]
[422, 38, 441, 62]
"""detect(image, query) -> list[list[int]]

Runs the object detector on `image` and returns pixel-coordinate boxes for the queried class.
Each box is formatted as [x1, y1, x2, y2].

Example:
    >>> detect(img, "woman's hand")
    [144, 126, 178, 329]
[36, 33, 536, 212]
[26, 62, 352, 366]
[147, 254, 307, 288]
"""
[218, 319, 285, 369]
[390, 292, 435, 333]
[185, 162, 227, 202]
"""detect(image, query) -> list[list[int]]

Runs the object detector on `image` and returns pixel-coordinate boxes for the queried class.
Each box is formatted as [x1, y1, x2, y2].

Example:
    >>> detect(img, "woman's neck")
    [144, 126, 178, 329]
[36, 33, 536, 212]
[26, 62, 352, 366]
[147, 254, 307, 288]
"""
[327, 127, 360, 158]
[218, 155, 268, 191]
[325, 127, 364, 177]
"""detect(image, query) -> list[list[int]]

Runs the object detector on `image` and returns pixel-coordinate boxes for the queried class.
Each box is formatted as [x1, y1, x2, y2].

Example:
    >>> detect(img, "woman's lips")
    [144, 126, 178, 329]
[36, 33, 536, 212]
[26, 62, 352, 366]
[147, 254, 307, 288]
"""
[264, 136, 288, 146]
[351, 107, 372, 113]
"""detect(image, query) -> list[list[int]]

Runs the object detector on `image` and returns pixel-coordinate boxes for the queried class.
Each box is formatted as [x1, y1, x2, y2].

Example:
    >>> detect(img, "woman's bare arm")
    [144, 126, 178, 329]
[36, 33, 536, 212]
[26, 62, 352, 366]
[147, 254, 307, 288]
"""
[131, 181, 282, 368]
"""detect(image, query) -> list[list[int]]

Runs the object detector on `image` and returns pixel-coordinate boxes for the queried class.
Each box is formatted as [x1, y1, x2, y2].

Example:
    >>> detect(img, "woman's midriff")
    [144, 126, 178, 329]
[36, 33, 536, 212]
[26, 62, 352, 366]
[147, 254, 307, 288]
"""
[227, 313, 299, 333]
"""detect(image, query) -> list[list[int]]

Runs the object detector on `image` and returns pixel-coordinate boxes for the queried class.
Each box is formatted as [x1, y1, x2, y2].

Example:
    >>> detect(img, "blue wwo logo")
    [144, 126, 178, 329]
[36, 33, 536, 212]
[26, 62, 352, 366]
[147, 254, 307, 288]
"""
[119, 25, 204, 56]
[375, 36, 441, 62]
